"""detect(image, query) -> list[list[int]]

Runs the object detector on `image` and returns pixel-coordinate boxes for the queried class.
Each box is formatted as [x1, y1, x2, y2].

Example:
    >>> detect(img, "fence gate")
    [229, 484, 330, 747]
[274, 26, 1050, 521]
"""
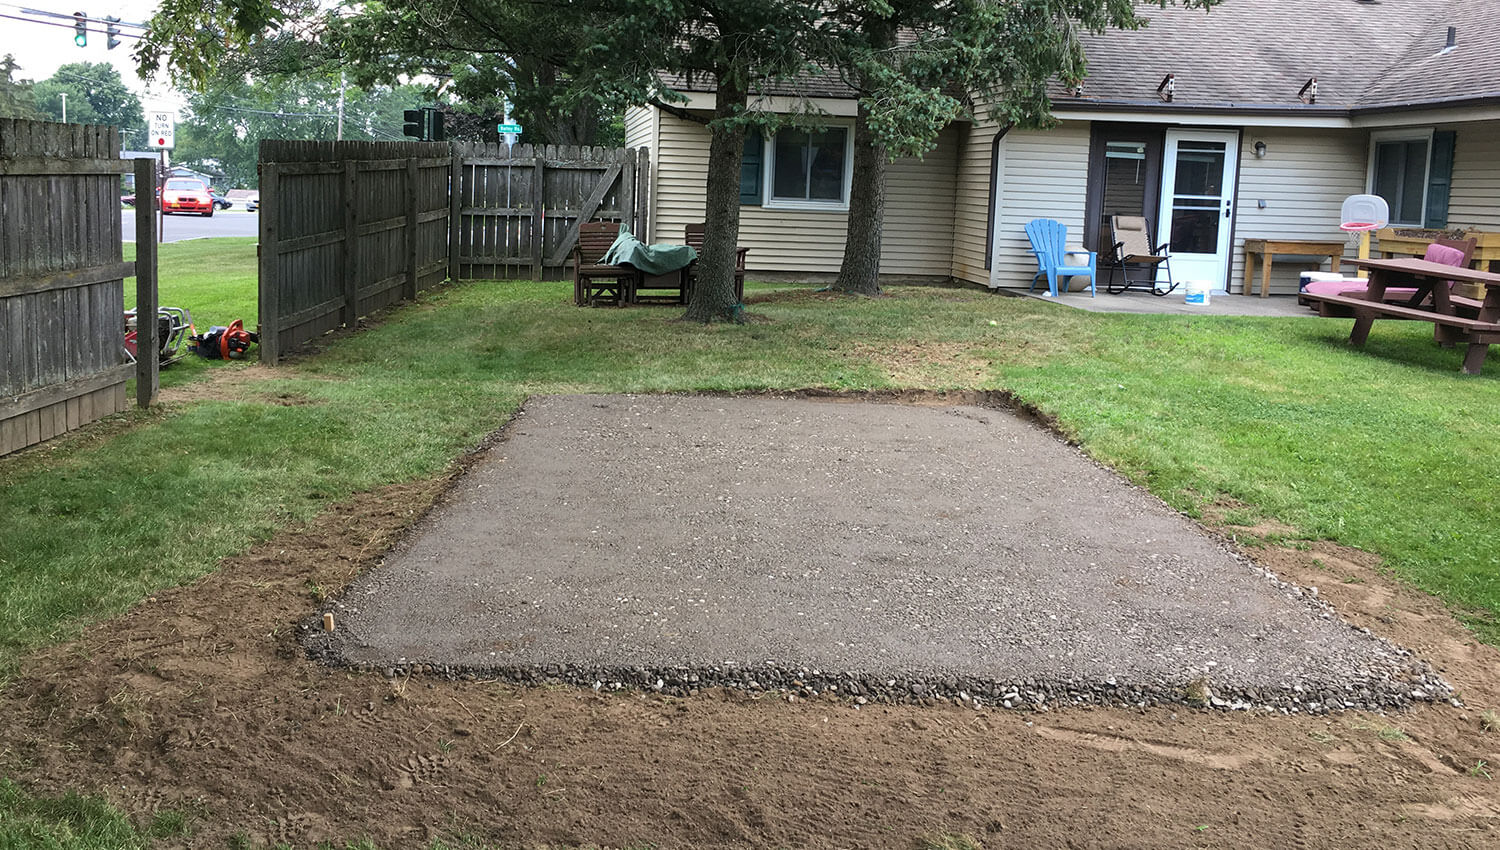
[0, 119, 153, 458]
[451, 143, 650, 280]
[257, 140, 451, 364]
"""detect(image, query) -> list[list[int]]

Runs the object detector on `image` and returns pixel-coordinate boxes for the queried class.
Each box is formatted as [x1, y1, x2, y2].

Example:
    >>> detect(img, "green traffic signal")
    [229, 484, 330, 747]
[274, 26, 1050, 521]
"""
[73, 11, 87, 47]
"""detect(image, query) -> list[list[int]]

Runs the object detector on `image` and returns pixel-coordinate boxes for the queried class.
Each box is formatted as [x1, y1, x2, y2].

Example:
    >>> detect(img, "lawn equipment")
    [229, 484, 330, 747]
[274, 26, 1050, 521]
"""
[124, 306, 194, 366]
[188, 319, 258, 360]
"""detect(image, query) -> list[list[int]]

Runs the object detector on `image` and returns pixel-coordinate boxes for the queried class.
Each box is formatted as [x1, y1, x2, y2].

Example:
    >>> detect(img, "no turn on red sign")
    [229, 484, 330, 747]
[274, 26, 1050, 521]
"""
[148, 111, 176, 150]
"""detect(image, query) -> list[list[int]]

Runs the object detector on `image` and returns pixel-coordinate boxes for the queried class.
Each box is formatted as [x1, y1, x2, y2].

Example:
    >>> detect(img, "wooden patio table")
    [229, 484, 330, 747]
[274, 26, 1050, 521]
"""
[1242, 238, 1345, 297]
[1301, 257, 1500, 375]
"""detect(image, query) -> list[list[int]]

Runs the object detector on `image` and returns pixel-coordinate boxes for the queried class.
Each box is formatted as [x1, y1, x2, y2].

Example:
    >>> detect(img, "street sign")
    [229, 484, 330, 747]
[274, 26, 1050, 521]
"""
[496, 123, 524, 134]
[148, 111, 176, 150]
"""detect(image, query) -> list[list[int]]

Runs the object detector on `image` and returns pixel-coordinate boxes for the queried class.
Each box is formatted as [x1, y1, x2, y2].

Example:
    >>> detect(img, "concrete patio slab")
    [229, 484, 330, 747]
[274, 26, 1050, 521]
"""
[1014, 288, 1314, 317]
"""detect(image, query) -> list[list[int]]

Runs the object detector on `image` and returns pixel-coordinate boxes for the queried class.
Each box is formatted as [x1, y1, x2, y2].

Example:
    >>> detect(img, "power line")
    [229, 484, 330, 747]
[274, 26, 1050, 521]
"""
[0, 11, 144, 39]
[209, 104, 340, 119]
[3, 4, 149, 28]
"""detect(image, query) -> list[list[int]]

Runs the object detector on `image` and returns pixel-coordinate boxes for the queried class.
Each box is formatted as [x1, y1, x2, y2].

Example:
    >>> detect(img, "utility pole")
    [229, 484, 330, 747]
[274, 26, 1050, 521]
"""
[60, 92, 67, 123]
[336, 72, 346, 140]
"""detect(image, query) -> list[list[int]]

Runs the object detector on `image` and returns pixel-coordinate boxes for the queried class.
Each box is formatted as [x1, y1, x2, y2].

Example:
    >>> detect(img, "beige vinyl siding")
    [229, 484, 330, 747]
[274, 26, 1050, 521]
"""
[950, 122, 1003, 285]
[1447, 121, 1500, 231]
[623, 106, 659, 239]
[991, 123, 1092, 289]
[1230, 128, 1367, 295]
[624, 105, 655, 151]
[652, 110, 958, 276]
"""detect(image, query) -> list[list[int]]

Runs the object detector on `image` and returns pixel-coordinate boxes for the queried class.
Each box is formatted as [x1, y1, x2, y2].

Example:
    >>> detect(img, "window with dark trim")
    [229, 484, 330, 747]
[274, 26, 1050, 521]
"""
[1369, 129, 1457, 228]
[1372, 136, 1429, 226]
[764, 124, 852, 209]
[739, 128, 763, 205]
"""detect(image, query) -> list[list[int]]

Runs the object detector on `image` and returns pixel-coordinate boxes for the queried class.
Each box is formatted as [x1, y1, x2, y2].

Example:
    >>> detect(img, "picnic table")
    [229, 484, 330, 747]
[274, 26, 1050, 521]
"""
[1301, 257, 1500, 375]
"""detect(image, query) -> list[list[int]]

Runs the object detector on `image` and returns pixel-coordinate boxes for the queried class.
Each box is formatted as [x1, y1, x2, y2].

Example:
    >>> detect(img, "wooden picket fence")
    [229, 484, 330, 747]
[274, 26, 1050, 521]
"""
[257, 140, 452, 363]
[450, 143, 650, 280]
[256, 140, 651, 363]
[0, 119, 155, 457]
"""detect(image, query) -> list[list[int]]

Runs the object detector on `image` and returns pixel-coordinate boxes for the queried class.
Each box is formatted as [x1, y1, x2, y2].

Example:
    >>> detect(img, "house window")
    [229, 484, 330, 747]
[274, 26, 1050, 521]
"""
[763, 124, 852, 209]
[1369, 130, 1432, 226]
[1101, 141, 1149, 218]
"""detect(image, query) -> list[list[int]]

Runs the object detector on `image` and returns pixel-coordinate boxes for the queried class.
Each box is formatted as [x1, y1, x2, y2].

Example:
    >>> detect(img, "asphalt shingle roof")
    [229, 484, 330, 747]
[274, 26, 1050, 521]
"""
[659, 1, 1499, 116]
[1061, 0, 1500, 112]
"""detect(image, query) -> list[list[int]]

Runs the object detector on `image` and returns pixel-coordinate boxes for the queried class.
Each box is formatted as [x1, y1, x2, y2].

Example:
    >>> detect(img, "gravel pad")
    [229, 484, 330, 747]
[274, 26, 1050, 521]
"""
[318, 394, 1448, 711]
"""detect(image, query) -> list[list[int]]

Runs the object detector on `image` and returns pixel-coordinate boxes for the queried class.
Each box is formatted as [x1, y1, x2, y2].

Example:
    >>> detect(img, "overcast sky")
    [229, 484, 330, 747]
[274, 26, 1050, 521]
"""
[0, 0, 185, 112]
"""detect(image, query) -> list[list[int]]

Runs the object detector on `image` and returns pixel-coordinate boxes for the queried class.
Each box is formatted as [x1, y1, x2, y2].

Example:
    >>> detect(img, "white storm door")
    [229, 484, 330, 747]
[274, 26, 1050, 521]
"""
[1158, 130, 1239, 291]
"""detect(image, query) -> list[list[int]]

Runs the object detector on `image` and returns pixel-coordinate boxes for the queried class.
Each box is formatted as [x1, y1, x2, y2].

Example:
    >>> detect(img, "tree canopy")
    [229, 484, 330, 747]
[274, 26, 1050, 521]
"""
[29, 63, 146, 140]
[0, 55, 40, 120]
[174, 74, 431, 187]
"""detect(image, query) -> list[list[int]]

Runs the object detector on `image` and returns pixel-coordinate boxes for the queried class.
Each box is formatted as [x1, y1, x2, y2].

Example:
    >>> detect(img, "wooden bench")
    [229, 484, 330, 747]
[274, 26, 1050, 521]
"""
[684, 223, 747, 302]
[572, 221, 639, 307]
[1243, 239, 1345, 297]
[1303, 257, 1500, 375]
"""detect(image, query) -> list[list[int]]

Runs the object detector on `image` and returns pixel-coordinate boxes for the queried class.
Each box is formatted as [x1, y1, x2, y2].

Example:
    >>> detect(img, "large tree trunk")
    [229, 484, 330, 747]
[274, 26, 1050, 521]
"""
[684, 75, 748, 323]
[832, 100, 887, 296]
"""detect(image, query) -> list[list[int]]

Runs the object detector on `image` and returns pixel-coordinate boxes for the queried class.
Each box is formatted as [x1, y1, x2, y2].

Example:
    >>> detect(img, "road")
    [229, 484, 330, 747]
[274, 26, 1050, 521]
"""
[122, 207, 260, 243]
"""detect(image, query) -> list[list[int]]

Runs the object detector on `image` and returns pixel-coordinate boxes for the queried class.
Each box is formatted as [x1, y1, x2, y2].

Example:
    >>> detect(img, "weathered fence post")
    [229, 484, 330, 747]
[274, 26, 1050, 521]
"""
[637, 147, 652, 241]
[405, 156, 420, 300]
[448, 145, 463, 282]
[257, 162, 280, 364]
[342, 159, 359, 326]
[621, 147, 636, 235]
[531, 151, 545, 280]
[134, 157, 158, 407]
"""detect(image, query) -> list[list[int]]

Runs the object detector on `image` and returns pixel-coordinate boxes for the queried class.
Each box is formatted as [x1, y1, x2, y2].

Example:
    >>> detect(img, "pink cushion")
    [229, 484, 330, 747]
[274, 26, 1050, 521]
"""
[1423, 242, 1466, 267]
[1303, 279, 1418, 300]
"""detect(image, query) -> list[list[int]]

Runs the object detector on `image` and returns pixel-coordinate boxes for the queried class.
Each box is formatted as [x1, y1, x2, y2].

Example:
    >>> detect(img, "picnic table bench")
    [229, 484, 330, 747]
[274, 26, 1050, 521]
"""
[1302, 257, 1500, 375]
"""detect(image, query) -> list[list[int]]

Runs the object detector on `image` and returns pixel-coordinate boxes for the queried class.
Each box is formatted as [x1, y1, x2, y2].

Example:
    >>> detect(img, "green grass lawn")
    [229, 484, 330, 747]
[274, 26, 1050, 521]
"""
[4, 241, 1499, 674]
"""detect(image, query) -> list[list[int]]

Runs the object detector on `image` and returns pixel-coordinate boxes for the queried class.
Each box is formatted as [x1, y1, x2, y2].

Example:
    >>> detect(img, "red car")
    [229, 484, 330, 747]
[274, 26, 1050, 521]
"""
[161, 177, 214, 216]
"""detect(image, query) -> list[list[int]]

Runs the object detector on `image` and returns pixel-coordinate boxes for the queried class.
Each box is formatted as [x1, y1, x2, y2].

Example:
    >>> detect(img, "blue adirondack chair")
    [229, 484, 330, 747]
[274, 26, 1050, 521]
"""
[1025, 219, 1096, 297]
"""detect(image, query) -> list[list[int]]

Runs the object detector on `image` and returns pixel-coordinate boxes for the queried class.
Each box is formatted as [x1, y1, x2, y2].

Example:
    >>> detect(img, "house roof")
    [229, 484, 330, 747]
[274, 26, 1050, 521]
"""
[1059, 0, 1500, 114]
[658, 1, 1499, 118]
[660, 65, 856, 101]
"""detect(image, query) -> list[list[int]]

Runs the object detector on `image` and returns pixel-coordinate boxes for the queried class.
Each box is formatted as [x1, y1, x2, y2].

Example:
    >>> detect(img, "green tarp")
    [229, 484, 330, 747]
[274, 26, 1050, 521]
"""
[600, 225, 697, 275]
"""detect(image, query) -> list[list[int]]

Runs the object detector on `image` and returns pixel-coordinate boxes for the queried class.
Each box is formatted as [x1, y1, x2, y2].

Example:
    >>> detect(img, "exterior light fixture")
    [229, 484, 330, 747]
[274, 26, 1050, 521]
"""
[1254, 141, 1268, 158]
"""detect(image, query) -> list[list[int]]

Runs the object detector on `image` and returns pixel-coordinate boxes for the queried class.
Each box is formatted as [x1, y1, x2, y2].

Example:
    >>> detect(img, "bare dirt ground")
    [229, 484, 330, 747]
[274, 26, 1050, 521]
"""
[3, 395, 1500, 849]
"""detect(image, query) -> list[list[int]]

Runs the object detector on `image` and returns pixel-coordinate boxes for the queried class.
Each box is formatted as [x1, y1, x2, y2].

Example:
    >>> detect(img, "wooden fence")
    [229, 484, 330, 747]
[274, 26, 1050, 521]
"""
[257, 140, 451, 363]
[450, 143, 650, 280]
[0, 119, 150, 457]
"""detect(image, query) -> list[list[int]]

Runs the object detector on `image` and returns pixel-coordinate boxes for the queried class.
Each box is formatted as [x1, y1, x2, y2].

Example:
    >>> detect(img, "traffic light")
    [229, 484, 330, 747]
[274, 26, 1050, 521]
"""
[73, 12, 87, 47]
[105, 16, 121, 50]
[402, 109, 423, 139]
[401, 107, 445, 142]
